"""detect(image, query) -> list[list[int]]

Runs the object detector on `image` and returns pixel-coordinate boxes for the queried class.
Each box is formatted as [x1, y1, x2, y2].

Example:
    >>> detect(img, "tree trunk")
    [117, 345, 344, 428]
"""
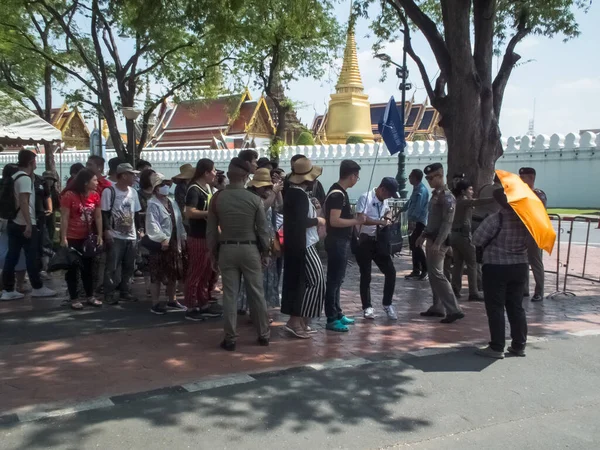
[275, 103, 289, 142]
[42, 46, 55, 172]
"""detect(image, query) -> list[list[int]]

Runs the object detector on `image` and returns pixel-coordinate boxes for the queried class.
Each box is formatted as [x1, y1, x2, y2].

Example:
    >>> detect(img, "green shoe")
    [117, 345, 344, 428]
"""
[339, 315, 355, 325]
[326, 319, 349, 332]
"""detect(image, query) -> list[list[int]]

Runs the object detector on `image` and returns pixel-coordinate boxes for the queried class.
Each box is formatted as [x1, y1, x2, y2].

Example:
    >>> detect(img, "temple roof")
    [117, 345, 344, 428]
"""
[312, 100, 444, 142]
[146, 90, 276, 149]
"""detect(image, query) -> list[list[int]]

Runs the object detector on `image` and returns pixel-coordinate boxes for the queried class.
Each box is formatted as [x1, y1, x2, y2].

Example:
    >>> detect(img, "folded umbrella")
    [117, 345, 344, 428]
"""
[495, 169, 556, 254]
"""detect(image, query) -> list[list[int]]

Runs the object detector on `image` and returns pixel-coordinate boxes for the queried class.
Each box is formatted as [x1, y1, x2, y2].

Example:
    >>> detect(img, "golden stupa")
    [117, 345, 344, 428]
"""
[324, 16, 374, 144]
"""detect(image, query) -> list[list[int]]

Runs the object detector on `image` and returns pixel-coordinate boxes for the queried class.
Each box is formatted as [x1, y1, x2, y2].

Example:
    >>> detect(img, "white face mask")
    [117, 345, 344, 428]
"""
[157, 185, 170, 196]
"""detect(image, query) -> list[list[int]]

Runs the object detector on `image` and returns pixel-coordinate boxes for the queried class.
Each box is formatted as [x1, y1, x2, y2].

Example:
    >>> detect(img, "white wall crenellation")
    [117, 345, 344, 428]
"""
[1, 131, 598, 208]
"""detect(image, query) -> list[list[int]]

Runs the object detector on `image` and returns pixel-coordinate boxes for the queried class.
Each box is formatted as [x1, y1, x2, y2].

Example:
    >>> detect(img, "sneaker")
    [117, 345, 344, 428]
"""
[166, 301, 187, 311]
[440, 312, 465, 324]
[383, 305, 398, 320]
[39, 271, 51, 281]
[405, 272, 421, 280]
[185, 310, 205, 321]
[0, 290, 25, 301]
[363, 307, 376, 319]
[150, 304, 168, 315]
[198, 303, 223, 318]
[468, 293, 484, 302]
[31, 286, 57, 298]
[507, 346, 526, 357]
[475, 346, 505, 359]
[531, 294, 544, 302]
[120, 292, 138, 302]
[418, 272, 429, 281]
[339, 315, 355, 325]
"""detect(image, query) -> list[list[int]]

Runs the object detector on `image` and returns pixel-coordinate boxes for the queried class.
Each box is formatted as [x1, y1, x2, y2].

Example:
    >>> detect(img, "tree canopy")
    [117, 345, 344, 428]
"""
[356, 0, 591, 187]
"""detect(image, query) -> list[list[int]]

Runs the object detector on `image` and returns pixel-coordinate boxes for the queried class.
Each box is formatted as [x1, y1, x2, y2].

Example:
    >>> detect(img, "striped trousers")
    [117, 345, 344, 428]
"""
[184, 237, 213, 309]
[301, 245, 325, 318]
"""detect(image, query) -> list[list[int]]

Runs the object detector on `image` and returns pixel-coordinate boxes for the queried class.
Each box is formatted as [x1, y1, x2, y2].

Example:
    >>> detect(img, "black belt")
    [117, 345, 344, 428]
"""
[220, 240, 257, 245]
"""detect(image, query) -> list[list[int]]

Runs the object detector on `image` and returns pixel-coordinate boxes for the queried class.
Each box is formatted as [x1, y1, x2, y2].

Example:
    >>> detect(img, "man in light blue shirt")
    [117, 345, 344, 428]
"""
[401, 169, 430, 280]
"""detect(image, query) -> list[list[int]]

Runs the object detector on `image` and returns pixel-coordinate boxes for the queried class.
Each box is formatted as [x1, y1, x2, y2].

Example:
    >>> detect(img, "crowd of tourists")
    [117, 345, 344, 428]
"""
[0, 148, 546, 358]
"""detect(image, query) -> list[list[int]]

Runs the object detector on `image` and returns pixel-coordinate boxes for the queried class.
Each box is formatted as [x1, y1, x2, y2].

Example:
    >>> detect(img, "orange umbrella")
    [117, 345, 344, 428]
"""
[495, 170, 556, 254]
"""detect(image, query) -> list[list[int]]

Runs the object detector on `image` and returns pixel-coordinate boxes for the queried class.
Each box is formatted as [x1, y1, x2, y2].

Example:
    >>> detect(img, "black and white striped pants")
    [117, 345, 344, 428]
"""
[300, 245, 325, 318]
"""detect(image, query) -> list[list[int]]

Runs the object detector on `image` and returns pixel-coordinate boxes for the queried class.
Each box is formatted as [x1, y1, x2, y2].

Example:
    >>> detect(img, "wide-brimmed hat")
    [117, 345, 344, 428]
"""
[42, 170, 58, 181]
[150, 172, 169, 189]
[172, 163, 195, 180]
[289, 158, 322, 184]
[248, 168, 274, 189]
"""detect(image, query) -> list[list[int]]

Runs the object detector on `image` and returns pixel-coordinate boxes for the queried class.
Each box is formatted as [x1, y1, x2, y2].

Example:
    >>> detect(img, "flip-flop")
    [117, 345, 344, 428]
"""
[284, 325, 310, 339]
[70, 301, 84, 310]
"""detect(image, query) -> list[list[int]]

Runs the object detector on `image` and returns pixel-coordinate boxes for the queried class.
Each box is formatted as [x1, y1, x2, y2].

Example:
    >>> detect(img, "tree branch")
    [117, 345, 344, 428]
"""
[0, 60, 44, 115]
[393, 5, 436, 103]
[134, 42, 195, 79]
[389, 0, 451, 76]
[473, 0, 496, 87]
[492, 12, 530, 118]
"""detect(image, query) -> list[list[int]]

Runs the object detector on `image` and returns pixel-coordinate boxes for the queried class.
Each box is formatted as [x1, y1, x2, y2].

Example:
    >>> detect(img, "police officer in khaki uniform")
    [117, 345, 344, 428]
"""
[417, 163, 465, 324]
[207, 157, 271, 351]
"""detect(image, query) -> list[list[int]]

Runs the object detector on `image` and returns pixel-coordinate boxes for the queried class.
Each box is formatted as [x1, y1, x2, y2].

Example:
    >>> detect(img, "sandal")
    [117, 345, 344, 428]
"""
[284, 324, 310, 339]
[304, 326, 318, 334]
[70, 301, 84, 310]
[87, 297, 103, 307]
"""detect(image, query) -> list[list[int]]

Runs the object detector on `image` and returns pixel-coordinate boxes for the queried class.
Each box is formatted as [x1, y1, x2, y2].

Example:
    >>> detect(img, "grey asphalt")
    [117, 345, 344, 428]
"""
[554, 221, 600, 246]
[2, 334, 600, 449]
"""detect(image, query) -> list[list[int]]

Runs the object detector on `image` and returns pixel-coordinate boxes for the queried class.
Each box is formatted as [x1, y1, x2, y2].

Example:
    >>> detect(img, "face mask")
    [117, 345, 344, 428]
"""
[157, 185, 170, 196]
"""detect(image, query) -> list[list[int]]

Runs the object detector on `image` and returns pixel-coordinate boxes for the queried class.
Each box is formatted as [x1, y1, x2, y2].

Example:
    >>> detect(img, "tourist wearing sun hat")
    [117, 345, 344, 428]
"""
[281, 158, 326, 339]
[145, 172, 187, 315]
[172, 164, 195, 214]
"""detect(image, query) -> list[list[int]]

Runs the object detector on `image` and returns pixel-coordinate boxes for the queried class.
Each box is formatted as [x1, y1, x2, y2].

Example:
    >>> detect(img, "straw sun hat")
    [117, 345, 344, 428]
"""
[248, 168, 274, 189]
[289, 158, 322, 184]
[172, 163, 195, 180]
[150, 172, 170, 189]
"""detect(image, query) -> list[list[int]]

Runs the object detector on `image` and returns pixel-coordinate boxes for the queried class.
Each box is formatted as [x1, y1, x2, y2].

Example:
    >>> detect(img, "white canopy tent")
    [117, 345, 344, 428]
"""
[0, 92, 62, 146]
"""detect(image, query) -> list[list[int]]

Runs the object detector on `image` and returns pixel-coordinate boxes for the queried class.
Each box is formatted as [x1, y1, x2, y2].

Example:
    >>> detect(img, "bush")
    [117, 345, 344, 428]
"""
[346, 136, 364, 144]
[296, 131, 315, 146]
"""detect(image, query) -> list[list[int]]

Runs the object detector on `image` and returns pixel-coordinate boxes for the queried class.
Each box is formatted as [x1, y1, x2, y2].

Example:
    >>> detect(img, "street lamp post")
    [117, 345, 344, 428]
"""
[122, 107, 142, 166]
[375, 30, 411, 198]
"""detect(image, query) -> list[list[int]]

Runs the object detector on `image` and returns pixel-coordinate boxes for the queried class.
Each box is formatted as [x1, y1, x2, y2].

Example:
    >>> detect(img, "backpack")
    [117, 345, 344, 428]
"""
[0, 173, 29, 221]
[476, 213, 503, 263]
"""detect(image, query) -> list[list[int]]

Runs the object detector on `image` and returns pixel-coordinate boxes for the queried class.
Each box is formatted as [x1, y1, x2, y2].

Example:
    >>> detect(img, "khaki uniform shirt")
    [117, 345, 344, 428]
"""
[423, 185, 455, 245]
[206, 183, 270, 255]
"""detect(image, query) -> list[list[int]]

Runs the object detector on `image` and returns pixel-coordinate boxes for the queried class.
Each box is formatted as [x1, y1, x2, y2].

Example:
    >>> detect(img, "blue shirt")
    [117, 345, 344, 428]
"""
[402, 182, 429, 225]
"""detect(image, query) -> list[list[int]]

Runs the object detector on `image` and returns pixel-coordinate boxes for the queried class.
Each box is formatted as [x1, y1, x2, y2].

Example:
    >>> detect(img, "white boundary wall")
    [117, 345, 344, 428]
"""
[1, 131, 599, 207]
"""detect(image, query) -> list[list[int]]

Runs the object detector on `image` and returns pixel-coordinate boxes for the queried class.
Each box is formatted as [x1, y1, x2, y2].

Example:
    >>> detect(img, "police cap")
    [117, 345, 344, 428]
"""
[424, 163, 443, 175]
[519, 167, 536, 176]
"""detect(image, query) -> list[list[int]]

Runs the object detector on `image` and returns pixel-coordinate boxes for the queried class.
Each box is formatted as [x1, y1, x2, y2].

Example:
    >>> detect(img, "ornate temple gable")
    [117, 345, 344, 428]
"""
[245, 97, 276, 137]
[46, 104, 90, 149]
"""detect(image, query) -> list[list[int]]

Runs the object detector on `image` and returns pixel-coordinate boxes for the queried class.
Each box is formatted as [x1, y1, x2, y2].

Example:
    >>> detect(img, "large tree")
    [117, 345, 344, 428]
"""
[358, 0, 591, 188]
[0, 2, 68, 171]
[3, 0, 241, 164]
[236, 0, 343, 141]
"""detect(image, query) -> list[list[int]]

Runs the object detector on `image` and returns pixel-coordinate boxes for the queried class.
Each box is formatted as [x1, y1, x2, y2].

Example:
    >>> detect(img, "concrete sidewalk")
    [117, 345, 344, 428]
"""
[1, 334, 599, 449]
[1, 249, 599, 417]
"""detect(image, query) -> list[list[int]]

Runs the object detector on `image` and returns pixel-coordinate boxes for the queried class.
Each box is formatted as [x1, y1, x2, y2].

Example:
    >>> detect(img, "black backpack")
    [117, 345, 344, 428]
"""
[0, 173, 29, 221]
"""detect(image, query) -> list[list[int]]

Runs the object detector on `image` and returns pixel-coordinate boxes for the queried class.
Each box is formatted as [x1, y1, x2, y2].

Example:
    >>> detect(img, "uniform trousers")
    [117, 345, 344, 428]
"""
[219, 243, 270, 342]
[425, 239, 462, 315]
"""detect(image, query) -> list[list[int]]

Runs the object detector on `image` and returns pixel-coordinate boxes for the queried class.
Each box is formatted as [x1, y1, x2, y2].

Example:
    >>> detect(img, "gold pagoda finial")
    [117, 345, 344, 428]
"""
[335, 4, 364, 94]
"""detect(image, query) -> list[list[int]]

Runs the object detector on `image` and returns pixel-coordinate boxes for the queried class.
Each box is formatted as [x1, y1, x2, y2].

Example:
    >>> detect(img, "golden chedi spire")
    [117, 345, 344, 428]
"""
[324, 6, 374, 145]
[336, 21, 364, 93]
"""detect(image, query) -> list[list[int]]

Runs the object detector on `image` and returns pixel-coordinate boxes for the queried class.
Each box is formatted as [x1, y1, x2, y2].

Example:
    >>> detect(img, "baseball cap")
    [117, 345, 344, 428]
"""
[379, 177, 399, 198]
[116, 163, 138, 175]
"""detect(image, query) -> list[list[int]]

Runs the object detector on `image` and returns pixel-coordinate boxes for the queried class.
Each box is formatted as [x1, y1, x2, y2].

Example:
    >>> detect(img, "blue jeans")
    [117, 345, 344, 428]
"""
[2, 222, 42, 292]
[325, 236, 349, 320]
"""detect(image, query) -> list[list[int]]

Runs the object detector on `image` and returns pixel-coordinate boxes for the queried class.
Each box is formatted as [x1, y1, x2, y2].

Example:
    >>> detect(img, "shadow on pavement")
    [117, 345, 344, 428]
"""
[403, 347, 497, 372]
[10, 360, 432, 449]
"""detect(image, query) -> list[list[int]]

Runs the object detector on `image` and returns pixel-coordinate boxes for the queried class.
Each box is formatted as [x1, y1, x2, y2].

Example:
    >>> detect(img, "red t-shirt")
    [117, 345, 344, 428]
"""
[61, 175, 112, 197]
[60, 191, 101, 240]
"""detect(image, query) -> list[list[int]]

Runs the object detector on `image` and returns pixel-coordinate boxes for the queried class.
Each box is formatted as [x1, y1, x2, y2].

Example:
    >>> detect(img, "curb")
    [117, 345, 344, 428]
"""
[1, 330, 599, 426]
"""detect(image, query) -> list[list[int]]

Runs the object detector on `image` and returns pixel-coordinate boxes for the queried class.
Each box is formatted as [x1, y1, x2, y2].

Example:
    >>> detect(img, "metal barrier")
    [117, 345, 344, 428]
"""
[546, 214, 569, 298]
[562, 216, 600, 293]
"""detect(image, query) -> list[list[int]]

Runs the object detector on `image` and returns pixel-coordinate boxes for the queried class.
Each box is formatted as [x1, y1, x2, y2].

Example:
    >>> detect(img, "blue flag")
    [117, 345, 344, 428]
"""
[378, 96, 406, 155]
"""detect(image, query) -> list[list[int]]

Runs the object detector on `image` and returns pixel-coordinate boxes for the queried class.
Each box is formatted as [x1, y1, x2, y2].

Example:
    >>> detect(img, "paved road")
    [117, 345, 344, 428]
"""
[2, 334, 599, 450]
[553, 220, 600, 246]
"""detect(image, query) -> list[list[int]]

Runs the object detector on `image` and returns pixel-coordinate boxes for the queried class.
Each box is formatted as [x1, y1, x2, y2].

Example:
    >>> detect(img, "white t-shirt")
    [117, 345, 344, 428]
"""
[356, 189, 390, 237]
[306, 196, 319, 248]
[101, 185, 141, 240]
[13, 171, 36, 226]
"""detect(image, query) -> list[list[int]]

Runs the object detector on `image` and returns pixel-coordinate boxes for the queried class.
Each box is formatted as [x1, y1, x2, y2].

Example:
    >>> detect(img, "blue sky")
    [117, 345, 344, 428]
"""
[284, 2, 599, 138]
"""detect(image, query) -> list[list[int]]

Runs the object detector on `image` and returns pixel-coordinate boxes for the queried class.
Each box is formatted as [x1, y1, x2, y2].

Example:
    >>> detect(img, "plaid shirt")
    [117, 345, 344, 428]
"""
[472, 210, 529, 265]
